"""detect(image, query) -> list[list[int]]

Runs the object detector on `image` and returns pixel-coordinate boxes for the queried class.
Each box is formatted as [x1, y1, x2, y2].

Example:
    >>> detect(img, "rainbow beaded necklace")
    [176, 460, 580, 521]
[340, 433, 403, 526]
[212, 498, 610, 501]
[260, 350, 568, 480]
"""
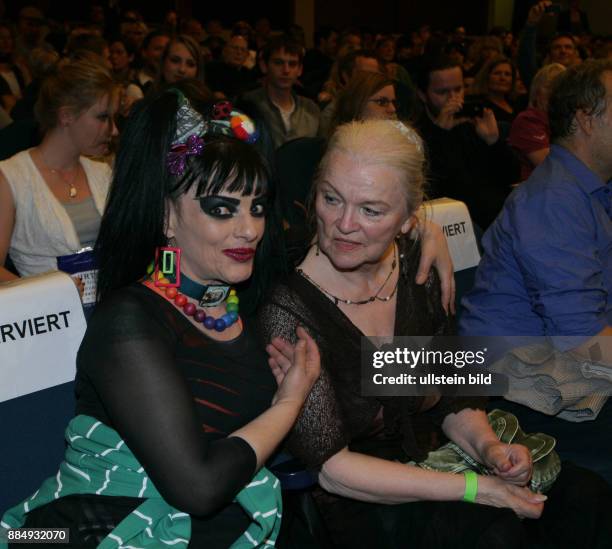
[147, 275, 240, 332]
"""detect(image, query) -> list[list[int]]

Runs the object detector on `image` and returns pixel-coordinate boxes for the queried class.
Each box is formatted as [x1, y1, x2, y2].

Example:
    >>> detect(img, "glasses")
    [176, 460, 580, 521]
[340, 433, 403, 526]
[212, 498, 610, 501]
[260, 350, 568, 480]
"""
[369, 97, 398, 108]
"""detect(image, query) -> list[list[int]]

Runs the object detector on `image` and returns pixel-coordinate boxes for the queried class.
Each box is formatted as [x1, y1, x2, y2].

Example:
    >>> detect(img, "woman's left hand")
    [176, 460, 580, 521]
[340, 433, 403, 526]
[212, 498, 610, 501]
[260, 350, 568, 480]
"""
[481, 440, 533, 487]
[414, 219, 455, 314]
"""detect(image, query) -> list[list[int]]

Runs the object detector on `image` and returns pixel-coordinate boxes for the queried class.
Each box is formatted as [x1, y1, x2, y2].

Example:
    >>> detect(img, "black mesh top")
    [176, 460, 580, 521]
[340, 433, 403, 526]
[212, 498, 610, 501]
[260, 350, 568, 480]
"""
[258, 238, 486, 468]
[72, 283, 277, 544]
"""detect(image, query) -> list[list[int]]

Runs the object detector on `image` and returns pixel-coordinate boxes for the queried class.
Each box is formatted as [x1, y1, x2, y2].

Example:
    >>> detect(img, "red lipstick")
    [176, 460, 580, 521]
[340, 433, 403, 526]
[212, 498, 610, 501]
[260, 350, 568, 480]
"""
[223, 248, 255, 262]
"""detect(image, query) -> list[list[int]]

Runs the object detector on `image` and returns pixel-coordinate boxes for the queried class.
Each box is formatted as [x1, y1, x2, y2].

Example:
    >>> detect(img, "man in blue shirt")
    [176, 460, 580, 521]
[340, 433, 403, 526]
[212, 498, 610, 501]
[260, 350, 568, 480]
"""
[460, 59, 612, 483]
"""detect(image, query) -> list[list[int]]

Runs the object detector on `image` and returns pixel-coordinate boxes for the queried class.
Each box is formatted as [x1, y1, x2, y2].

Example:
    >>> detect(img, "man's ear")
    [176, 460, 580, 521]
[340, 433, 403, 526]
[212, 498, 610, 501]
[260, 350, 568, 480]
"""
[297, 63, 303, 78]
[575, 109, 594, 136]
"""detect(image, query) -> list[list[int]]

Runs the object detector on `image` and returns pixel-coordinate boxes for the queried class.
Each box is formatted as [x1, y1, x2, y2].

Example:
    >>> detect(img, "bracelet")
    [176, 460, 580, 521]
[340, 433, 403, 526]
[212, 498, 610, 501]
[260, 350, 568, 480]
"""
[463, 470, 478, 503]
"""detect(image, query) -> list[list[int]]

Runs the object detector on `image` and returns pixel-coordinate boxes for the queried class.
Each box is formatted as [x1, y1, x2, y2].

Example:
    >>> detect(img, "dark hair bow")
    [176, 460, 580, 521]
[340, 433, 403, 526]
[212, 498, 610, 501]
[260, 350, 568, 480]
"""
[166, 134, 205, 176]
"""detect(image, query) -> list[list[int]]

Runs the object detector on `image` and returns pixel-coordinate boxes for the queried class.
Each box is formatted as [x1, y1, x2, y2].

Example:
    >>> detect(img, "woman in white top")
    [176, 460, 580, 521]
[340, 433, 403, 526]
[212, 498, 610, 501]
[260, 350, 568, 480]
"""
[0, 58, 118, 283]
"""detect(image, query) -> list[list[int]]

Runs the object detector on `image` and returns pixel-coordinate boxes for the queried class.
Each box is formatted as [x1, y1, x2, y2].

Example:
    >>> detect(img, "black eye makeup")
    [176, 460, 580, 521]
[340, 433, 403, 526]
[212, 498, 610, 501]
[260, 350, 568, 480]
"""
[198, 196, 240, 218]
[250, 196, 268, 217]
[197, 195, 268, 219]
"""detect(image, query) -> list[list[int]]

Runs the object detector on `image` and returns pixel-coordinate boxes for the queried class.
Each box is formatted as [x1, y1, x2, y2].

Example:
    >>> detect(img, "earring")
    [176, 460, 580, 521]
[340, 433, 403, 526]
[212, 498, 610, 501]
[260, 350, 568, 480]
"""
[153, 246, 181, 288]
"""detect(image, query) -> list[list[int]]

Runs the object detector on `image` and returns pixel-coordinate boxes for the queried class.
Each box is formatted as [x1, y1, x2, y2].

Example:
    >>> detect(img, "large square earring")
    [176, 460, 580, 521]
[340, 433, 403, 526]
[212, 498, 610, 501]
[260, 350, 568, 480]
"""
[154, 246, 181, 288]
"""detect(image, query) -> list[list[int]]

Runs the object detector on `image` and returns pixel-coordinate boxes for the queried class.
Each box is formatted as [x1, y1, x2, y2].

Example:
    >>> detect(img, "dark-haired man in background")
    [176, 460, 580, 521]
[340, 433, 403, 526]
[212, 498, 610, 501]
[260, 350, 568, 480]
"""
[415, 56, 520, 229]
[242, 36, 319, 149]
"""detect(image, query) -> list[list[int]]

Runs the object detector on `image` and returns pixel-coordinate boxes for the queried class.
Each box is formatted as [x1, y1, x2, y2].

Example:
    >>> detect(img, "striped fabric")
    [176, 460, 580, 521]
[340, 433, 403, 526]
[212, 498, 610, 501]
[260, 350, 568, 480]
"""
[1, 415, 281, 548]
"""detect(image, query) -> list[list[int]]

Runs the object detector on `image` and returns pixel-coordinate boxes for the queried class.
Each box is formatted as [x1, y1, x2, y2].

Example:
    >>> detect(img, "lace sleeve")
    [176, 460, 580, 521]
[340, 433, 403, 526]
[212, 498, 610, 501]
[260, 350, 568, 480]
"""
[78, 288, 257, 516]
[257, 284, 350, 468]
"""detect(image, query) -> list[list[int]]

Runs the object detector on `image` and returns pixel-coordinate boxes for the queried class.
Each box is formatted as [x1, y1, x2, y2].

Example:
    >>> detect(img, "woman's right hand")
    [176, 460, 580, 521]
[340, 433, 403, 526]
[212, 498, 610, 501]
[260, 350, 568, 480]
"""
[266, 326, 320, 407]
[477, 474, 546, 519]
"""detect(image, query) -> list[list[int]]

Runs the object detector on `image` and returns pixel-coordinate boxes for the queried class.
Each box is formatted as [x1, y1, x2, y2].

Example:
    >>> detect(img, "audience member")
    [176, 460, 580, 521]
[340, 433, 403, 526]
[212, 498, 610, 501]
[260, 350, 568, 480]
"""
[508, 62, 565, 180]
[158, 35, 205, 86]
[464, 35, 503, 79]
[1, 80, 320, 547]
[243, 35, 319, 149]
[0, 59, 117, 286]
[259, 118, 612, 548]
[376, 35, 414, 89]
[319, 48, 380, 104]
[548, 33, 581, 67]
[302, 25, 338, 97]
[518, 2, 582, 90]
[317, 49, 381, 132]
[108, 36, 143, 117]
[0, 21, 30, 114]
[415, 55, 520, 229]
[460, 60, 612, 484]
[14, 6, 48, 65]
[471, 56, 521, 124]
[205, 35, 257, 100]
[327, 71, 397, 136]
[64, 33, 111, 68]
[9, 45, 58, 122]
[135, 30, 170, 91]
[180, 17, 204, 45]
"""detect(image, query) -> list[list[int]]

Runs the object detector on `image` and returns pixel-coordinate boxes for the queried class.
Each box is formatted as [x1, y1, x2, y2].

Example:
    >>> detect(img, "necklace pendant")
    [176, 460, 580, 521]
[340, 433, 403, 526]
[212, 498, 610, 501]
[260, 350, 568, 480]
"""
[199, 285, 230, 308]
[69, 185, 77, 199]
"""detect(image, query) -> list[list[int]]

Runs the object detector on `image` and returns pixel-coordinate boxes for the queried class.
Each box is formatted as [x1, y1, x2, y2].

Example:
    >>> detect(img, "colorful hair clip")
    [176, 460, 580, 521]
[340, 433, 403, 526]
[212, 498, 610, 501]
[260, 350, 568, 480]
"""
[167, 134, 205, 176]
[166, 91, 258, 176]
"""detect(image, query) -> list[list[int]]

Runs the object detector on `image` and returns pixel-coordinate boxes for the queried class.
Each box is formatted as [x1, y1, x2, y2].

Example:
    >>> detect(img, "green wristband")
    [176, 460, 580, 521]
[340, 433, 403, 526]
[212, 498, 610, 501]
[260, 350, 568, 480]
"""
[463, 470, 478, 503]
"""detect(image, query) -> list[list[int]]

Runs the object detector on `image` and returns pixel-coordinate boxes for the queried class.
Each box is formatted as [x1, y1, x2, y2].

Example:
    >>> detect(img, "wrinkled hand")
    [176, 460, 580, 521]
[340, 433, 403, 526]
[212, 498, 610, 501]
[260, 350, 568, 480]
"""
[414, 219, 455, 314]
[432, 96, 469, 130]
[527, 1, 552, 26]
[473, 108, 499, 145]
[481, 441, 533, 486]
[267, 326, 321, 407]
[478, 475, 546, 519]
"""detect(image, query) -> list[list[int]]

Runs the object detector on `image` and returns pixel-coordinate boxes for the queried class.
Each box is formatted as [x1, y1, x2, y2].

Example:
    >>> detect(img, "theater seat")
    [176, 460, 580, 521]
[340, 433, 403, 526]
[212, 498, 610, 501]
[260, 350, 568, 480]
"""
[0, 272, 86, 514]
[422, 198, 482, 316]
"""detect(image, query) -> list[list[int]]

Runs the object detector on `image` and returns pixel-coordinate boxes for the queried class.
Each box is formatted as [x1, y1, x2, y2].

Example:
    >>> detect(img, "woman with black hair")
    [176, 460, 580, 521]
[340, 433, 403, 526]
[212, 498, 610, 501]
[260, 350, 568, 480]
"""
[1, 81, 320, 547]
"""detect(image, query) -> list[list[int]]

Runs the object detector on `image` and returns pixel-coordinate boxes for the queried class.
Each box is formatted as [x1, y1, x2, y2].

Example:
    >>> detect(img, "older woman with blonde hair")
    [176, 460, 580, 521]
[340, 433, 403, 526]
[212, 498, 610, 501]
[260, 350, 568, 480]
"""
[259, 118, 612, 548]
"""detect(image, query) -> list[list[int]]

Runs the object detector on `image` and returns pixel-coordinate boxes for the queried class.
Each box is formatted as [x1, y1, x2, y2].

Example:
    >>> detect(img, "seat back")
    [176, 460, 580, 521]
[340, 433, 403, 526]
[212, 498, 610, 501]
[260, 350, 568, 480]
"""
[422, 198, 482, 315]
[0, 272, 86, 513]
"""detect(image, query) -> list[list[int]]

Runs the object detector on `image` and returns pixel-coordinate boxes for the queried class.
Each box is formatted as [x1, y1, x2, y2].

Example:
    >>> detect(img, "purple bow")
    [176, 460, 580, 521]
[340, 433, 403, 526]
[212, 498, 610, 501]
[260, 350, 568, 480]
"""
[166, 134, 205, 176]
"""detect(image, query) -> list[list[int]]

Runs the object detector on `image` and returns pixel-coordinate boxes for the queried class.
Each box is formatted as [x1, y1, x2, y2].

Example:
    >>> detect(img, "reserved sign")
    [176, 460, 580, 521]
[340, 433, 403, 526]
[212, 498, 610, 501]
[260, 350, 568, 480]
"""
[422, 198, 481, 272]
[0, 271, 86, 403]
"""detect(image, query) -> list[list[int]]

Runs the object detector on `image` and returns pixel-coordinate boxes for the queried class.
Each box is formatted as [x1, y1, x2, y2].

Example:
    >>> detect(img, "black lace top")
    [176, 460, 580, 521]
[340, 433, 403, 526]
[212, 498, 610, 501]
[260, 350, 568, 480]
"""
[258, 238, 485, 467]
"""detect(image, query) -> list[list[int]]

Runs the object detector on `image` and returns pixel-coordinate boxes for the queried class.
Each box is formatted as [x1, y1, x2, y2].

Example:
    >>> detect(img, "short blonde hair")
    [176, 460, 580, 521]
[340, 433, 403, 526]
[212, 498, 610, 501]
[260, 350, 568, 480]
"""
[529, 63, 566, 107]
[316, 119, 425, 215]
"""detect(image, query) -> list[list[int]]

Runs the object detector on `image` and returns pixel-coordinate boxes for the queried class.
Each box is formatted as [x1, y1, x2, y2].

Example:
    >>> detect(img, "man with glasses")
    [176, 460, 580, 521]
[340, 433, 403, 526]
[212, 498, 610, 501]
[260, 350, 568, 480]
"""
[242, 35, 319, 149]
